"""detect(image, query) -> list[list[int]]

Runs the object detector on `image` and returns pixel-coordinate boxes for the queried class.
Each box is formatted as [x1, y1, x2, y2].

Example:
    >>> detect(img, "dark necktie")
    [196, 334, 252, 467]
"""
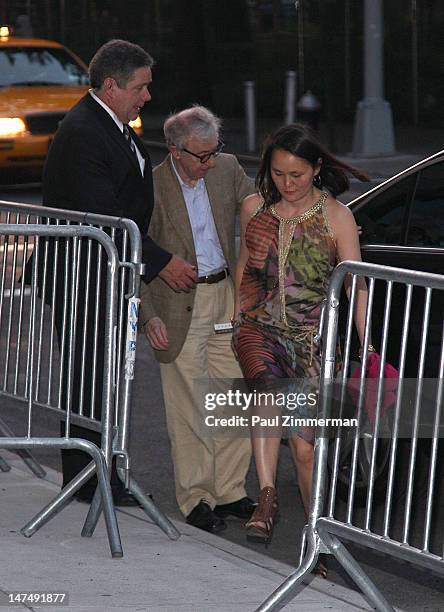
[123, 124, 138, 159]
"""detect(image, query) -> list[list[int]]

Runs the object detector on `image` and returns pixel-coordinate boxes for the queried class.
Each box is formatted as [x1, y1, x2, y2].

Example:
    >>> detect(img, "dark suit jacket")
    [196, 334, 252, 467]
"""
[35, 93, 171, 423]
[42, 92, 171, 280]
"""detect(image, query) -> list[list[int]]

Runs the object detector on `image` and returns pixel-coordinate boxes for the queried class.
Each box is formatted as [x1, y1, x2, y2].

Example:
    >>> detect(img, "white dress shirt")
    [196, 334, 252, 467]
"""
[89, 89, 145, 175]
[171, 157, 227, 276]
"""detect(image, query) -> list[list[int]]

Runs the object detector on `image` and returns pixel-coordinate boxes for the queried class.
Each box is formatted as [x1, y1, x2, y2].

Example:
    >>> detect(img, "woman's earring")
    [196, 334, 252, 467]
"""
[313, 174, 322, 187]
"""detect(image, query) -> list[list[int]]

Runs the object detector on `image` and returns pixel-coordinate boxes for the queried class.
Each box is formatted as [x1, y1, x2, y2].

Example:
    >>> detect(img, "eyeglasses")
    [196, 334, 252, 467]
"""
[182, 141, 225, 164]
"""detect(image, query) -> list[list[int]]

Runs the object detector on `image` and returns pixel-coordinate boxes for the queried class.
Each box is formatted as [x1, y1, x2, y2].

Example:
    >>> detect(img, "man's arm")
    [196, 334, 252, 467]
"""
[139, 278, 157, 326]
[142, 240, 172, 282]
[142, 152, 194, 285]
[232, 156, 255, 210]
[45, 127, 195, 289]
[139, 280, 168, 351]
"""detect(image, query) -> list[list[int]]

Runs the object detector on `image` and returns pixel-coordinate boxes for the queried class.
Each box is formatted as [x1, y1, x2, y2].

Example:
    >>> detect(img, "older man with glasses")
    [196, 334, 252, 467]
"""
[140, 105, 256, 533]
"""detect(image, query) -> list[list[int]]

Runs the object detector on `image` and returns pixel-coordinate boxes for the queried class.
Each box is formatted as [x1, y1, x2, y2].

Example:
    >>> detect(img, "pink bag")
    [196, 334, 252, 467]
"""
[348, 352, 398, 423]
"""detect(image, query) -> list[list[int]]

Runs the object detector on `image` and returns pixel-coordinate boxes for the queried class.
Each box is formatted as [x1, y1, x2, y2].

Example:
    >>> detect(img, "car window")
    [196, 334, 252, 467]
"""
[406, 162, 444, 247]
[353, 175, 416, 246]
[0, 46, 88, 86]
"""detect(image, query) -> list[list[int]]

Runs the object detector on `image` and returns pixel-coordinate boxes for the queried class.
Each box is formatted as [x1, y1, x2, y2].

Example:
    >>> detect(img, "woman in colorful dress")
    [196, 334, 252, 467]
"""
[233, 124, 371, 571]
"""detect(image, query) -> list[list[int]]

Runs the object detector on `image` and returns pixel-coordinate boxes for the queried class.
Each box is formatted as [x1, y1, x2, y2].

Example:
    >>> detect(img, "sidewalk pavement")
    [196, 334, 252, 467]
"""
[0, 451, 384, 612]
[142, 114, 444, 179]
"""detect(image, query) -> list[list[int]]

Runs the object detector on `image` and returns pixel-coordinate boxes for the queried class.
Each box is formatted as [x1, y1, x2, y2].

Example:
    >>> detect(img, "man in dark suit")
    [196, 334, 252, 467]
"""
[42, 39, 197, 505]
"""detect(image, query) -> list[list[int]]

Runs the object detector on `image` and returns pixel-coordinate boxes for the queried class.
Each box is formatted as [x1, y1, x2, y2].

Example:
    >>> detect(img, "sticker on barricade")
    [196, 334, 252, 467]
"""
[124, 296, 140, 380]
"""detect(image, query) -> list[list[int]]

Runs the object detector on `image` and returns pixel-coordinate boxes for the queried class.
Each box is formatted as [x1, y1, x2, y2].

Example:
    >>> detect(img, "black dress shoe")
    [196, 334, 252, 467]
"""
[75, 490, 142, 507]
[186, 501, 227, 533]
[113, 491, 141, 507]
[214, 497, 257, 520]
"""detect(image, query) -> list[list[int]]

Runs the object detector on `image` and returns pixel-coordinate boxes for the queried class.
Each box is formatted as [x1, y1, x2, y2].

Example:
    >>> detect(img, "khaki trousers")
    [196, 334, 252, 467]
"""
[160, 277, 251, 517]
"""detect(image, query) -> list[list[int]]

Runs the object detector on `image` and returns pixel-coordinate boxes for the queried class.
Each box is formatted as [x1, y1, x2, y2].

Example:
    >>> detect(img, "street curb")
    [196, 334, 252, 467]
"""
[2, 450, 375, 610]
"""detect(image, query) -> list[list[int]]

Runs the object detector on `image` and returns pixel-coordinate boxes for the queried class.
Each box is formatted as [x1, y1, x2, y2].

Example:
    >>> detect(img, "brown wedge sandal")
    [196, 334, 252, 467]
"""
[245, 486, 278, 546]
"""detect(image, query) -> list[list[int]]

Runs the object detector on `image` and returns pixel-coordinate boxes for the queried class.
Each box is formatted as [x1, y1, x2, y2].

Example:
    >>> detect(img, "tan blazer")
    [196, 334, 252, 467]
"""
[140, 153, 255, 363]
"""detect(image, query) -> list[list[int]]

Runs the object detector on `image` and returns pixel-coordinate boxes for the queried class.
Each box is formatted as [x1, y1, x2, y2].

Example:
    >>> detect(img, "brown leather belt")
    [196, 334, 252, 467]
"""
[197, 268, 230, 284]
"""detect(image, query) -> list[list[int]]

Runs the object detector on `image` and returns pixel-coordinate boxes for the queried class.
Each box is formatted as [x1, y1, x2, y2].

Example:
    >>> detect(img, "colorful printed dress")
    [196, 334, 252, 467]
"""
[233, 191, 337, 440]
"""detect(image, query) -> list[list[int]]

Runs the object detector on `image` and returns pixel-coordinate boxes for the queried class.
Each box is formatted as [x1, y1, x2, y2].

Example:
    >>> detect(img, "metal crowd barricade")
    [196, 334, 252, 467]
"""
[0, 199, 179, 552]
[257, 260, 444, 612]
[0, 223, 122, 557]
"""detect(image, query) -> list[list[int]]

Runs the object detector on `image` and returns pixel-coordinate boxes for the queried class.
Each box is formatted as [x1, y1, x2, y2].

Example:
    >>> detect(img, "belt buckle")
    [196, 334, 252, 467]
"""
[199, 268, 227, 284]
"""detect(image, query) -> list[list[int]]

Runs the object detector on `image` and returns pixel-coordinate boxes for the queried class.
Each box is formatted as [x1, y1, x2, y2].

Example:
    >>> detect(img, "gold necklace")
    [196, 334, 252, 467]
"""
[274, 191, 327, 328]
[270, 191, 327, 224]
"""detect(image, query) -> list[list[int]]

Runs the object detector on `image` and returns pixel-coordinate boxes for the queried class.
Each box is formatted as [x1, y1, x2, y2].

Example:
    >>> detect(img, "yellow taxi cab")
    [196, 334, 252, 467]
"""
[0, 26, 142, 180]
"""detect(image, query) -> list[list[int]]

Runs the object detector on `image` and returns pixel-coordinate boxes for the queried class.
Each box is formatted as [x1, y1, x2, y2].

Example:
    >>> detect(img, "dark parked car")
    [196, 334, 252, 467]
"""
[333, 151, 444, 512]
[348, 149, 444, 377]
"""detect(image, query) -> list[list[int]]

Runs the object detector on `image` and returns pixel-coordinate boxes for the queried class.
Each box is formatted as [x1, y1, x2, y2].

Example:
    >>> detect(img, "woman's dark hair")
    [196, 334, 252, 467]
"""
[257, 123, 370, 206]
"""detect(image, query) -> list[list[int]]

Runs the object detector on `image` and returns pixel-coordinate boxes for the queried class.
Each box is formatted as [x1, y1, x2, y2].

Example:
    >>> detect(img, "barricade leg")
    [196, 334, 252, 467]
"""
[21, 460, 97, 536]
[0, 417, 46, 478]
[254, 530, 321, 612]
[7, 438, 124, 558]
[318, 526, 394, 612]
[81, 469, 181, 541]
[8, 449, 46, 477]
[125, 474, 181, 540]
[0, 454, 11, 471]
[81, 485, 104, 537]
[93, 447, 124, 559]
[81, 437, 115, 539]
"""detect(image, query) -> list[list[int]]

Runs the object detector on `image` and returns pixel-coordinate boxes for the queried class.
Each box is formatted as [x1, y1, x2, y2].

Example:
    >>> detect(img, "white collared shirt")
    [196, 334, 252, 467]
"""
[88, 89, 145, 175]
[170, 157, 227, 276]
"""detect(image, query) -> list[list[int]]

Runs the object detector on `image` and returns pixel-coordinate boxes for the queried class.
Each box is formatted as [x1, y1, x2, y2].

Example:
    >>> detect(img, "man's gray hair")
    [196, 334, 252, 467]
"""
[89, 39, 154, 89]
[163, 105, 222, 149]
